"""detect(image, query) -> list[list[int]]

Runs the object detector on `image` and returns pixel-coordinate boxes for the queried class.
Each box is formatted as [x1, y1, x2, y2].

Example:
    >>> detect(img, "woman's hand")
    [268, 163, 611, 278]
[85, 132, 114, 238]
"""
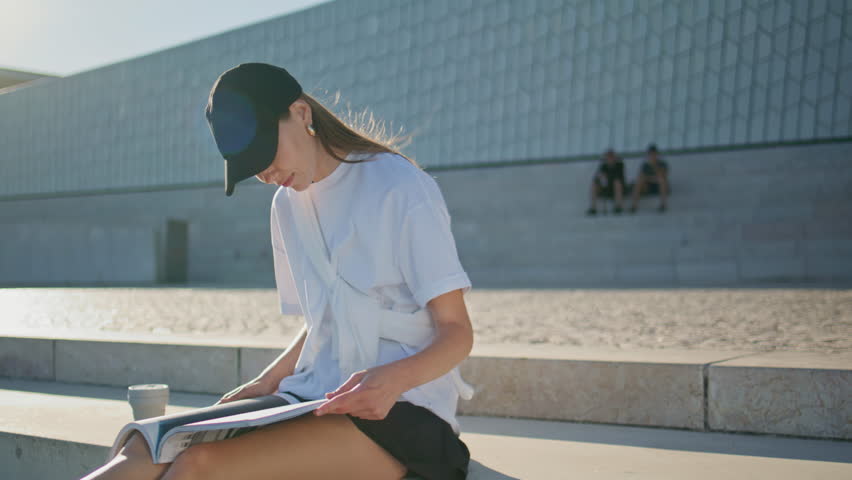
[214, 376, 278, 405]
[314, 364, 407, 420]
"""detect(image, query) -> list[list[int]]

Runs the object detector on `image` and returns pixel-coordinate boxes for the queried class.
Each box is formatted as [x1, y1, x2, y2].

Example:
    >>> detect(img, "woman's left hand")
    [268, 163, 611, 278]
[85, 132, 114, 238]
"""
[314, 363, 407, 420]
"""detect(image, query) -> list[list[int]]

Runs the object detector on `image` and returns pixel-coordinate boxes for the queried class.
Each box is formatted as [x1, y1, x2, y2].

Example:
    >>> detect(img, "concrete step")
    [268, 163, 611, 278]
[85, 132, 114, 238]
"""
[2, 379, 850, 480]
[442, 155, 852, 225]
[448, 190, 851, 221]
[460, 236, 852, 264]
[458, 228, 851, 261]
[464, 255, 852, 285]
[1, 334, 849, 440]
[451, 205, 852, 283]
[446, 167, 852, 197]
[453, 207, 852, 237]
[448, 161, 852, 192]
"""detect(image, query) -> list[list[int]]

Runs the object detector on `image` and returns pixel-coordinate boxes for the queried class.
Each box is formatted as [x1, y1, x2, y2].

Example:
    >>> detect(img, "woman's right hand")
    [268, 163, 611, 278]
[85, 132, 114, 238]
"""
[214, 376, 278, 405]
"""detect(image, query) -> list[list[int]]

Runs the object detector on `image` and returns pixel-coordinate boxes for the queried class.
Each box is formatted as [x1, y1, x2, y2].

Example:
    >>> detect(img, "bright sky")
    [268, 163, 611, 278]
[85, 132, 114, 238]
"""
[0, 0, 332, 76]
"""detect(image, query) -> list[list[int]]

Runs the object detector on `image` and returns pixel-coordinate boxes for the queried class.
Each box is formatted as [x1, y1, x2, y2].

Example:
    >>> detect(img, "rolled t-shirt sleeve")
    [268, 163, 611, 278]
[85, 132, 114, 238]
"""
[396, 198, 472, 309]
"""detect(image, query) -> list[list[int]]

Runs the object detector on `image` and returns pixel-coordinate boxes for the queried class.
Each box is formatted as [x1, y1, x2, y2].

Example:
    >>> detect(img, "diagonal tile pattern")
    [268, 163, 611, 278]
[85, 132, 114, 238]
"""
[0, 0, 850, 197]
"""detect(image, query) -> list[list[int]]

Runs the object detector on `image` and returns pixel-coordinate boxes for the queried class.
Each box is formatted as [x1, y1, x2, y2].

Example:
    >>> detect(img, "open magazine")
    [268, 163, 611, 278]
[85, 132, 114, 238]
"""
[108, 397, 327, 464]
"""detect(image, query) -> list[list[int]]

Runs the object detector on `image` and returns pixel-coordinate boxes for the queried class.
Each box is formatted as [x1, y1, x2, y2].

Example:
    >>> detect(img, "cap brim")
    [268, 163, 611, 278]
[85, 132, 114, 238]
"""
[207, 87, 280, 198]
[225, 163, 236, 197]
[224, 149, 271, 197]
[220, 115, 279, 197]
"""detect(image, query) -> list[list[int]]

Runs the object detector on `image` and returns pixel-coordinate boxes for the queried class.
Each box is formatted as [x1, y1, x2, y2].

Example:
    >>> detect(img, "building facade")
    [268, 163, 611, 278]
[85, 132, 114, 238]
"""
[1, 0, 850, 285]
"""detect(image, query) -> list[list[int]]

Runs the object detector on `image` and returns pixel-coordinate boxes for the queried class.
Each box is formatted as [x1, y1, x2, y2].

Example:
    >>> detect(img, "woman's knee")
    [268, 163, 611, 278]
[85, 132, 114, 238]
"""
[119, 432, 153, 462]
[167, 442, 217, 479]
[81, 433, 168, 480]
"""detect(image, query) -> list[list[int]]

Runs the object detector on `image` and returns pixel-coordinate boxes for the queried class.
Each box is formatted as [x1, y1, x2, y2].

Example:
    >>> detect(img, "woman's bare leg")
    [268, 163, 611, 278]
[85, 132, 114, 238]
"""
[159, 413, 406, 480]
[79, 432, 170, 480]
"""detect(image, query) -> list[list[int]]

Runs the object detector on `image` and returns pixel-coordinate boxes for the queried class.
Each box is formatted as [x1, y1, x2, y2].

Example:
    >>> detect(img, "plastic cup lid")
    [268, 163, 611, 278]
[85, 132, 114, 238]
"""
[128, 384, 169, 397]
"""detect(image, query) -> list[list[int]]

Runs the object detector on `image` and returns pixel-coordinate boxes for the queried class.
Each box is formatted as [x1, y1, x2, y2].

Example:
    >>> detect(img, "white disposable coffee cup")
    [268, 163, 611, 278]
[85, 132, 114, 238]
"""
[127, 384, 169, 420]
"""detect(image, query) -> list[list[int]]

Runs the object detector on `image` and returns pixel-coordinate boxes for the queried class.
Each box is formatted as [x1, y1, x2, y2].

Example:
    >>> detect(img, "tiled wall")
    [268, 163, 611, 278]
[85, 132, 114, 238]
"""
[1, 0, 850, 197]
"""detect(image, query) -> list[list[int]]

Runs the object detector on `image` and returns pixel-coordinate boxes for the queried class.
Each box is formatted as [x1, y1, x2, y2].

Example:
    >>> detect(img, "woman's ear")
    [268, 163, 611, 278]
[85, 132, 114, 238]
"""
[290, 99, 312, 126]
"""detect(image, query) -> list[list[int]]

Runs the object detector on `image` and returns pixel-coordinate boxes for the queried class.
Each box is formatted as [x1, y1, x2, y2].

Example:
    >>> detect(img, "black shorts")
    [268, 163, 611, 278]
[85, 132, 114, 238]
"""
[283, 391, 470, 480]
[630, 181, 669, 196]
[645, 182, 660, 195]
[594, 178, 623, 198]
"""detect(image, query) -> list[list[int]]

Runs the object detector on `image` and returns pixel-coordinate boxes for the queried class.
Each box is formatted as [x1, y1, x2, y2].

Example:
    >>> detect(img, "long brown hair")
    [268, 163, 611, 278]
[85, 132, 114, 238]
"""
[281, 91, 420, 168]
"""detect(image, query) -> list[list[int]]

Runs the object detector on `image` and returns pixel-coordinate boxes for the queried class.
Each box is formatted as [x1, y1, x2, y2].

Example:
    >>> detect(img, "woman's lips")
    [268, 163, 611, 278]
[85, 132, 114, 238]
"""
[281, 173, 295, 187]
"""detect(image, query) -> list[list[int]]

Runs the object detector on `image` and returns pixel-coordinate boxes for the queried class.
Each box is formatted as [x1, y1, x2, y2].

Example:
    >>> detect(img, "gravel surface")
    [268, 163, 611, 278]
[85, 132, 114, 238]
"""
[1, 287, 850, 354]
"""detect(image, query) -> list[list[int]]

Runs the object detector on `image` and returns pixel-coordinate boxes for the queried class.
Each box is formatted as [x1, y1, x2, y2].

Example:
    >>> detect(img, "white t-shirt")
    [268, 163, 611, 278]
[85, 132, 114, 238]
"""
[270, 150, 472, 434]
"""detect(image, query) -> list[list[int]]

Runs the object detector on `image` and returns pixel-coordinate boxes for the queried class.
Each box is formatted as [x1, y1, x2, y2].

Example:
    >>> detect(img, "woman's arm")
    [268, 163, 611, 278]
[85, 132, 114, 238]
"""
[382, 288, 473, 391]
[315, 288, 473, 419]
[255, 324, 307, 385]
[215, 324, 307, 404]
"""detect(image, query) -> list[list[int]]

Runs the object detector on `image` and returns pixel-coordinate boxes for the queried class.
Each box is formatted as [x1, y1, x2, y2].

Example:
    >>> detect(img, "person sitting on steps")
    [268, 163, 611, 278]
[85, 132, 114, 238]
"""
[586, 148, 625, 216]
[629, 143, 669, 214]
[79, 62, 474, 480]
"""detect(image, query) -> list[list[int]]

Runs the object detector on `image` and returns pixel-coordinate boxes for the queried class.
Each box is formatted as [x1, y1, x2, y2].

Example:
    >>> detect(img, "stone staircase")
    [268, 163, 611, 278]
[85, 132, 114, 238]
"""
[439, 142, 852, 286]
[3, 378, 851, 480]
[1, 332, 850, 478]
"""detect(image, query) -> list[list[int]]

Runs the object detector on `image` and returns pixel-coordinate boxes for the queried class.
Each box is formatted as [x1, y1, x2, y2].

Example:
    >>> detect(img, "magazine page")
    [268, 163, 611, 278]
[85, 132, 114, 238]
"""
[107, 418, 164, 462]
[109, 395, 323, 464]
[155, 399, 327, 463]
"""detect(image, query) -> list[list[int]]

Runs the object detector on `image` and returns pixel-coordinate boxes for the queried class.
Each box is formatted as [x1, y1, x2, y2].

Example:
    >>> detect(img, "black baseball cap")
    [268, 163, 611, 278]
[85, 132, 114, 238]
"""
[205, 63, 303, 196]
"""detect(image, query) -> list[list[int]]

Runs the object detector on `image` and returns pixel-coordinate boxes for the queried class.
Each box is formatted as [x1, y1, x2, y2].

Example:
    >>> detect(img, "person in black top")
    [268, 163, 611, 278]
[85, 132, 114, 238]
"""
[586, 148, 625, 215]
[629, 143, 669, 213]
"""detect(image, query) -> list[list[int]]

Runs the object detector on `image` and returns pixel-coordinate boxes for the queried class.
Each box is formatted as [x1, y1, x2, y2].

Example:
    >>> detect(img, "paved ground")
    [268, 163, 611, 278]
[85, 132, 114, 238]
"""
[2, 286, 850, 354]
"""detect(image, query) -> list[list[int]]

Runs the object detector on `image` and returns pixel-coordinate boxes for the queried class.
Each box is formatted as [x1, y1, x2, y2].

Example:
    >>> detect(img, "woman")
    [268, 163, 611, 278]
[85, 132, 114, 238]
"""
[82, 63, 475, 480]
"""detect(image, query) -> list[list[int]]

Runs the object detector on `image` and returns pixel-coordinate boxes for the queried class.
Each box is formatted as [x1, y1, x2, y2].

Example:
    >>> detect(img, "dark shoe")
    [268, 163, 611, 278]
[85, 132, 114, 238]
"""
[585, 208, 597, 216]
[613, 206, 623, 214]
[658, 204, 667, 213]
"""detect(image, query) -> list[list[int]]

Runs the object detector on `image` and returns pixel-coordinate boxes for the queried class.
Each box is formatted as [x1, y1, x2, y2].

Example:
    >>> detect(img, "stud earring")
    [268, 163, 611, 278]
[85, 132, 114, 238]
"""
[307, 124, 316, 136]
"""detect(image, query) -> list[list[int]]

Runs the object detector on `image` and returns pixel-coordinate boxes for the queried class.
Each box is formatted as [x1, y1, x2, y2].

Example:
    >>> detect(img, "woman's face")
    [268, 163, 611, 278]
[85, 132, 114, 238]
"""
[255, 100, 316, 192]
